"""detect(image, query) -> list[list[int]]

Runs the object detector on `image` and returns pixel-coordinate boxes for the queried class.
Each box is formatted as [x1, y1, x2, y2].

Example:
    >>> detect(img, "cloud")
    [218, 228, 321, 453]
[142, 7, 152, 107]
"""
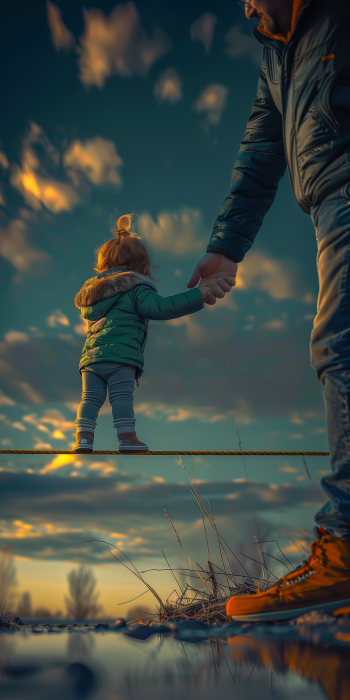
[74, 317, 88, 336]
[138, 208, 206, 255]
[190, 13, 217, 54]
[11, 141, 79, 214]
[13, 382, 43, 405]
[10, 124, 123, 214]
[225, 25, 263, 67]
[46, 310, 70, 328]
[41, 454, 76, 474]
[24, 409, 75, 433]
[0, 390, 15, 407]
[63, 137, 123, 186]
[0, 311, 324, 422]
[166, 315, 206, 343]
[236, 251, 295, 299]
[264, 320, 286, 330]
[135, 402, 220, 422]
[0, 151, 9, 169]
[78, 2, 171, 88]
[0, 469, 323, 564]
[47, 2, 75, 52]
[154, 68, 183, 105]
[192, 84, 229, 125]
[4, 331, 29, 344]
[0, 219, 49, 273]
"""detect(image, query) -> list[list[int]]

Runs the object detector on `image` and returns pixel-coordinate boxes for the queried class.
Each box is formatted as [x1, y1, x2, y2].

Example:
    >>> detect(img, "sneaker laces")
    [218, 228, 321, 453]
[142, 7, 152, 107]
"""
[277, 543, 321, 589]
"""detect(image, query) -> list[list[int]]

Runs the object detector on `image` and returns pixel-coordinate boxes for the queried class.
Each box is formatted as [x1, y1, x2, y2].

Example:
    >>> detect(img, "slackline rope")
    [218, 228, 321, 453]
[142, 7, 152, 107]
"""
[0, 450, 329, 456]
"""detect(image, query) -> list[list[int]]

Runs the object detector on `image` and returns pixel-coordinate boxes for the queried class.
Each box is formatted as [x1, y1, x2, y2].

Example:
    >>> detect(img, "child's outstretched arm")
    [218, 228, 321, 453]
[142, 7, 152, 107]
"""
[133, 284, 217, 321]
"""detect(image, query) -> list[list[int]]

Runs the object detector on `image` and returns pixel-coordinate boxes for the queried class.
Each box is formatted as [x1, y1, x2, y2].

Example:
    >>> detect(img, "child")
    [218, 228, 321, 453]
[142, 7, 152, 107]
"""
[73, 214, 217, 454]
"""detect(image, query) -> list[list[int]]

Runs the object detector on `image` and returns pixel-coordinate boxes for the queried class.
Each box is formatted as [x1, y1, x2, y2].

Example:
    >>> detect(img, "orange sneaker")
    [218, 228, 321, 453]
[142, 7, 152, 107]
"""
[226, 535, 350, 622]
[228, 637, 350, 700]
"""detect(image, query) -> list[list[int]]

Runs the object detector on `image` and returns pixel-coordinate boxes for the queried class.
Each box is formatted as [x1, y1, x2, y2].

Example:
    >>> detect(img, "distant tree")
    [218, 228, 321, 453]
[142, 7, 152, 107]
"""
[65, 566, 103, 620]
[18, 591, 32, 617]
[0, 545, 18, 613]
[127, 605, 152, 622]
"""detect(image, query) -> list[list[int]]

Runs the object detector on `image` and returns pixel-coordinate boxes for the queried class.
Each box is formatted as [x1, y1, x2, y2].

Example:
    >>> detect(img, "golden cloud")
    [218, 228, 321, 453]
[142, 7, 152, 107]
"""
[41, 454, 76, 474]
[74, 316, 88, 336]
[4, 331, 29, 344]
[46, 309, 70, 328]
[47, 1, 75, 52]
[0, 390, 15, 407]
[24, 409, 75, 434]
[154, 68, 183, 105]
[192, 84, 229, 125]
[134, 401, 227, 423]
[11, 124, 123, 214]
[236, 251, 294, 299]
[138, 208, 206, 255]
[63, 137, 123, 185]
[78, 2, 171, 88]
[11, 146, 79, 213]
[0, 150, 9, 169]
[166, 315, 206, 343]
[0, 219, 49, 272]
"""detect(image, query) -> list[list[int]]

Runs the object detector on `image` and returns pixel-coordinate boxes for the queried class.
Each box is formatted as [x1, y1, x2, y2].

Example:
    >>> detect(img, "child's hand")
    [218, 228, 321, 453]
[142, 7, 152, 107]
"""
[199, 286, 217, 305]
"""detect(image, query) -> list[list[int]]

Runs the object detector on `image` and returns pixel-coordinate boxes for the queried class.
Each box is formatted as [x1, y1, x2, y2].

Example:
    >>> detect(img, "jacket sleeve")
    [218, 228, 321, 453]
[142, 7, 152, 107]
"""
[133, 286, 203, 320]
[207, 56, 287, 263]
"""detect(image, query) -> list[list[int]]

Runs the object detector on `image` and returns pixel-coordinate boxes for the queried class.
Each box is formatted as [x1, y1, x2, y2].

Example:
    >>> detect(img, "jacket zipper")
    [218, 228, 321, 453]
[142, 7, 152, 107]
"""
[280, 0, 314, 200]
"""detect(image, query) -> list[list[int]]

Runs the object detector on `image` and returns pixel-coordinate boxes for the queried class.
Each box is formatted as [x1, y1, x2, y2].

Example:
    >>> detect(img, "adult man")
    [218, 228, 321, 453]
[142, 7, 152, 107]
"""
[188, 0, 350, 620]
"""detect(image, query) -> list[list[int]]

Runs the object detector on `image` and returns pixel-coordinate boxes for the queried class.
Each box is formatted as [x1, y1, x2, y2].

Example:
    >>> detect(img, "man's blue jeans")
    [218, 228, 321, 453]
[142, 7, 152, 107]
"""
[311, 185, 350, 540]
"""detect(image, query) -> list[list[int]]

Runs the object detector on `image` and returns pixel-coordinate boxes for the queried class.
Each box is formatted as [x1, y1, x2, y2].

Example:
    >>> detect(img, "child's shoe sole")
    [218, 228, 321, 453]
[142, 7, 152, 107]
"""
[118, 445, 149, 453]
[73, 445, 93, 453]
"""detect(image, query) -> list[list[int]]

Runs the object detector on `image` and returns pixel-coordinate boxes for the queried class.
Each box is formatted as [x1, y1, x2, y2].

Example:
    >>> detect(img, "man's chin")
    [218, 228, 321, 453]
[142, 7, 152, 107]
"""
[260, 16, 280, 35]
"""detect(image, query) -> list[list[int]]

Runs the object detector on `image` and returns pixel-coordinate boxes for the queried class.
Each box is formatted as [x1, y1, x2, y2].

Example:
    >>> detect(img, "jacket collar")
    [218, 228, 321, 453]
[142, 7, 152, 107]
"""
[252, 24, 286, 52]
[74, 269, 157, 308]
[252, 0, 312, 52]
[97, 266, 134, 278]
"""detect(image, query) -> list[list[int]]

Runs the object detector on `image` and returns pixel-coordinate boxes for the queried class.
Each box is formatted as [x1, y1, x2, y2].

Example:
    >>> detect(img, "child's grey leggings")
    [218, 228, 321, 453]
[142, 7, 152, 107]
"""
[75, 362, 136, 434]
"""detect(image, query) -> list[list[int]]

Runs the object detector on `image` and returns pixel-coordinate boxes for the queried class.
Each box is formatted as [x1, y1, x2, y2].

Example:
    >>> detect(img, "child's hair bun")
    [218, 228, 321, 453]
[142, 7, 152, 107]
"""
[117, 214, 132, 236]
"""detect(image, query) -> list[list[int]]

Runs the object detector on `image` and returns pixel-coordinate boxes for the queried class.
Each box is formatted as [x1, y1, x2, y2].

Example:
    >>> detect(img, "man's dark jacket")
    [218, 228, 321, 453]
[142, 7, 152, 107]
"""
[207, 0, 350, 262]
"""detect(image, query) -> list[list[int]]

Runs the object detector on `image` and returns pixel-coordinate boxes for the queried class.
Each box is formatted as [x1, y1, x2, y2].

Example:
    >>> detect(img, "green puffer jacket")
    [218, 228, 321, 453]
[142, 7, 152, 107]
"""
[74, 267, 204, 378]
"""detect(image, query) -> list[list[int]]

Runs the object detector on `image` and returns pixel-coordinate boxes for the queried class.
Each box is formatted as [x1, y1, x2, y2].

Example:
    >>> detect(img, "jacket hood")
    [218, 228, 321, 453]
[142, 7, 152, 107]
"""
[74, 269, 157, 308]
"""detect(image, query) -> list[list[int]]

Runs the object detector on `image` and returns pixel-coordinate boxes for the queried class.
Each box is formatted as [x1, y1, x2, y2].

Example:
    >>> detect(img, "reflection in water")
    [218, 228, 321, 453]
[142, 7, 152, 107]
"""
[1, 628, 349, 700]
[229, 636, 350, 700]
[67, 630, 95, 664]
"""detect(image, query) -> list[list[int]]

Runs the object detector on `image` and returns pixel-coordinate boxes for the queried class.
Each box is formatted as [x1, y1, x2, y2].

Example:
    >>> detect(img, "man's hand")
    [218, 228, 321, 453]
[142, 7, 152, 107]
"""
[187, 252, 238, 299]
[198, 285, 218, 306]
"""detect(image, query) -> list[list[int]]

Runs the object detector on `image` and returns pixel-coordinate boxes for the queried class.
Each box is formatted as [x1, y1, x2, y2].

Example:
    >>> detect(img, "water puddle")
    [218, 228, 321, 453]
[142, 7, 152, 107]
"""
[1, 622, 348, 699]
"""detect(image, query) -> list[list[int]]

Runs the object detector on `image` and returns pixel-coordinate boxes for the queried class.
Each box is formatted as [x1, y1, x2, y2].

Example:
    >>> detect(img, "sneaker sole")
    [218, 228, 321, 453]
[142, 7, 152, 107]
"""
[73, 446, 93, 453]
[118, 446, 149, 453]
[119, 447, 148, 455]
[228, 597, 350, 622]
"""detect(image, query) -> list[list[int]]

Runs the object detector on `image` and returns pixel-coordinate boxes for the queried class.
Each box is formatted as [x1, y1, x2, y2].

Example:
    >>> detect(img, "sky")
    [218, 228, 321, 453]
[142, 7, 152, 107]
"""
[0, 0, 329, 618]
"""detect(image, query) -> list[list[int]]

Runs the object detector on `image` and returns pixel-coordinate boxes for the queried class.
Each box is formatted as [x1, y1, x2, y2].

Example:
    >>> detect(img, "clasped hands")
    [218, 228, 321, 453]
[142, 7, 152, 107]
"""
[187, 252, 238, 305]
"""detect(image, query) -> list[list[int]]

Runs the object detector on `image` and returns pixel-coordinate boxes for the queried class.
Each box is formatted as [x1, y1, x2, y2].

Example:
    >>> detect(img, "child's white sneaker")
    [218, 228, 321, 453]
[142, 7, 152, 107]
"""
[73, 431, 94, 453]
[118, 431, 148, 453]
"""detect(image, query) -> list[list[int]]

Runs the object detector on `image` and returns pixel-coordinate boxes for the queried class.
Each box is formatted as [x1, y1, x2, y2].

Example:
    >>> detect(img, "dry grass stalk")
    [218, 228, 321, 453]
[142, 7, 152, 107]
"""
[73, 457, 284, 626]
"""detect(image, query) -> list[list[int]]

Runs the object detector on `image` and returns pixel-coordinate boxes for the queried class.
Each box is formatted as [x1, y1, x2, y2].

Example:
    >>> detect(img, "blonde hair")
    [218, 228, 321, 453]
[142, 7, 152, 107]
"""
[95, 214, 155, 279]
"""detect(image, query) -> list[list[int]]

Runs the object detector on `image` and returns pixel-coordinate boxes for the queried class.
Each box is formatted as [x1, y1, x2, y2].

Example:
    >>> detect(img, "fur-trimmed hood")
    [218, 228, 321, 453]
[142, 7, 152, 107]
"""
[74, 268, 157, 308]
